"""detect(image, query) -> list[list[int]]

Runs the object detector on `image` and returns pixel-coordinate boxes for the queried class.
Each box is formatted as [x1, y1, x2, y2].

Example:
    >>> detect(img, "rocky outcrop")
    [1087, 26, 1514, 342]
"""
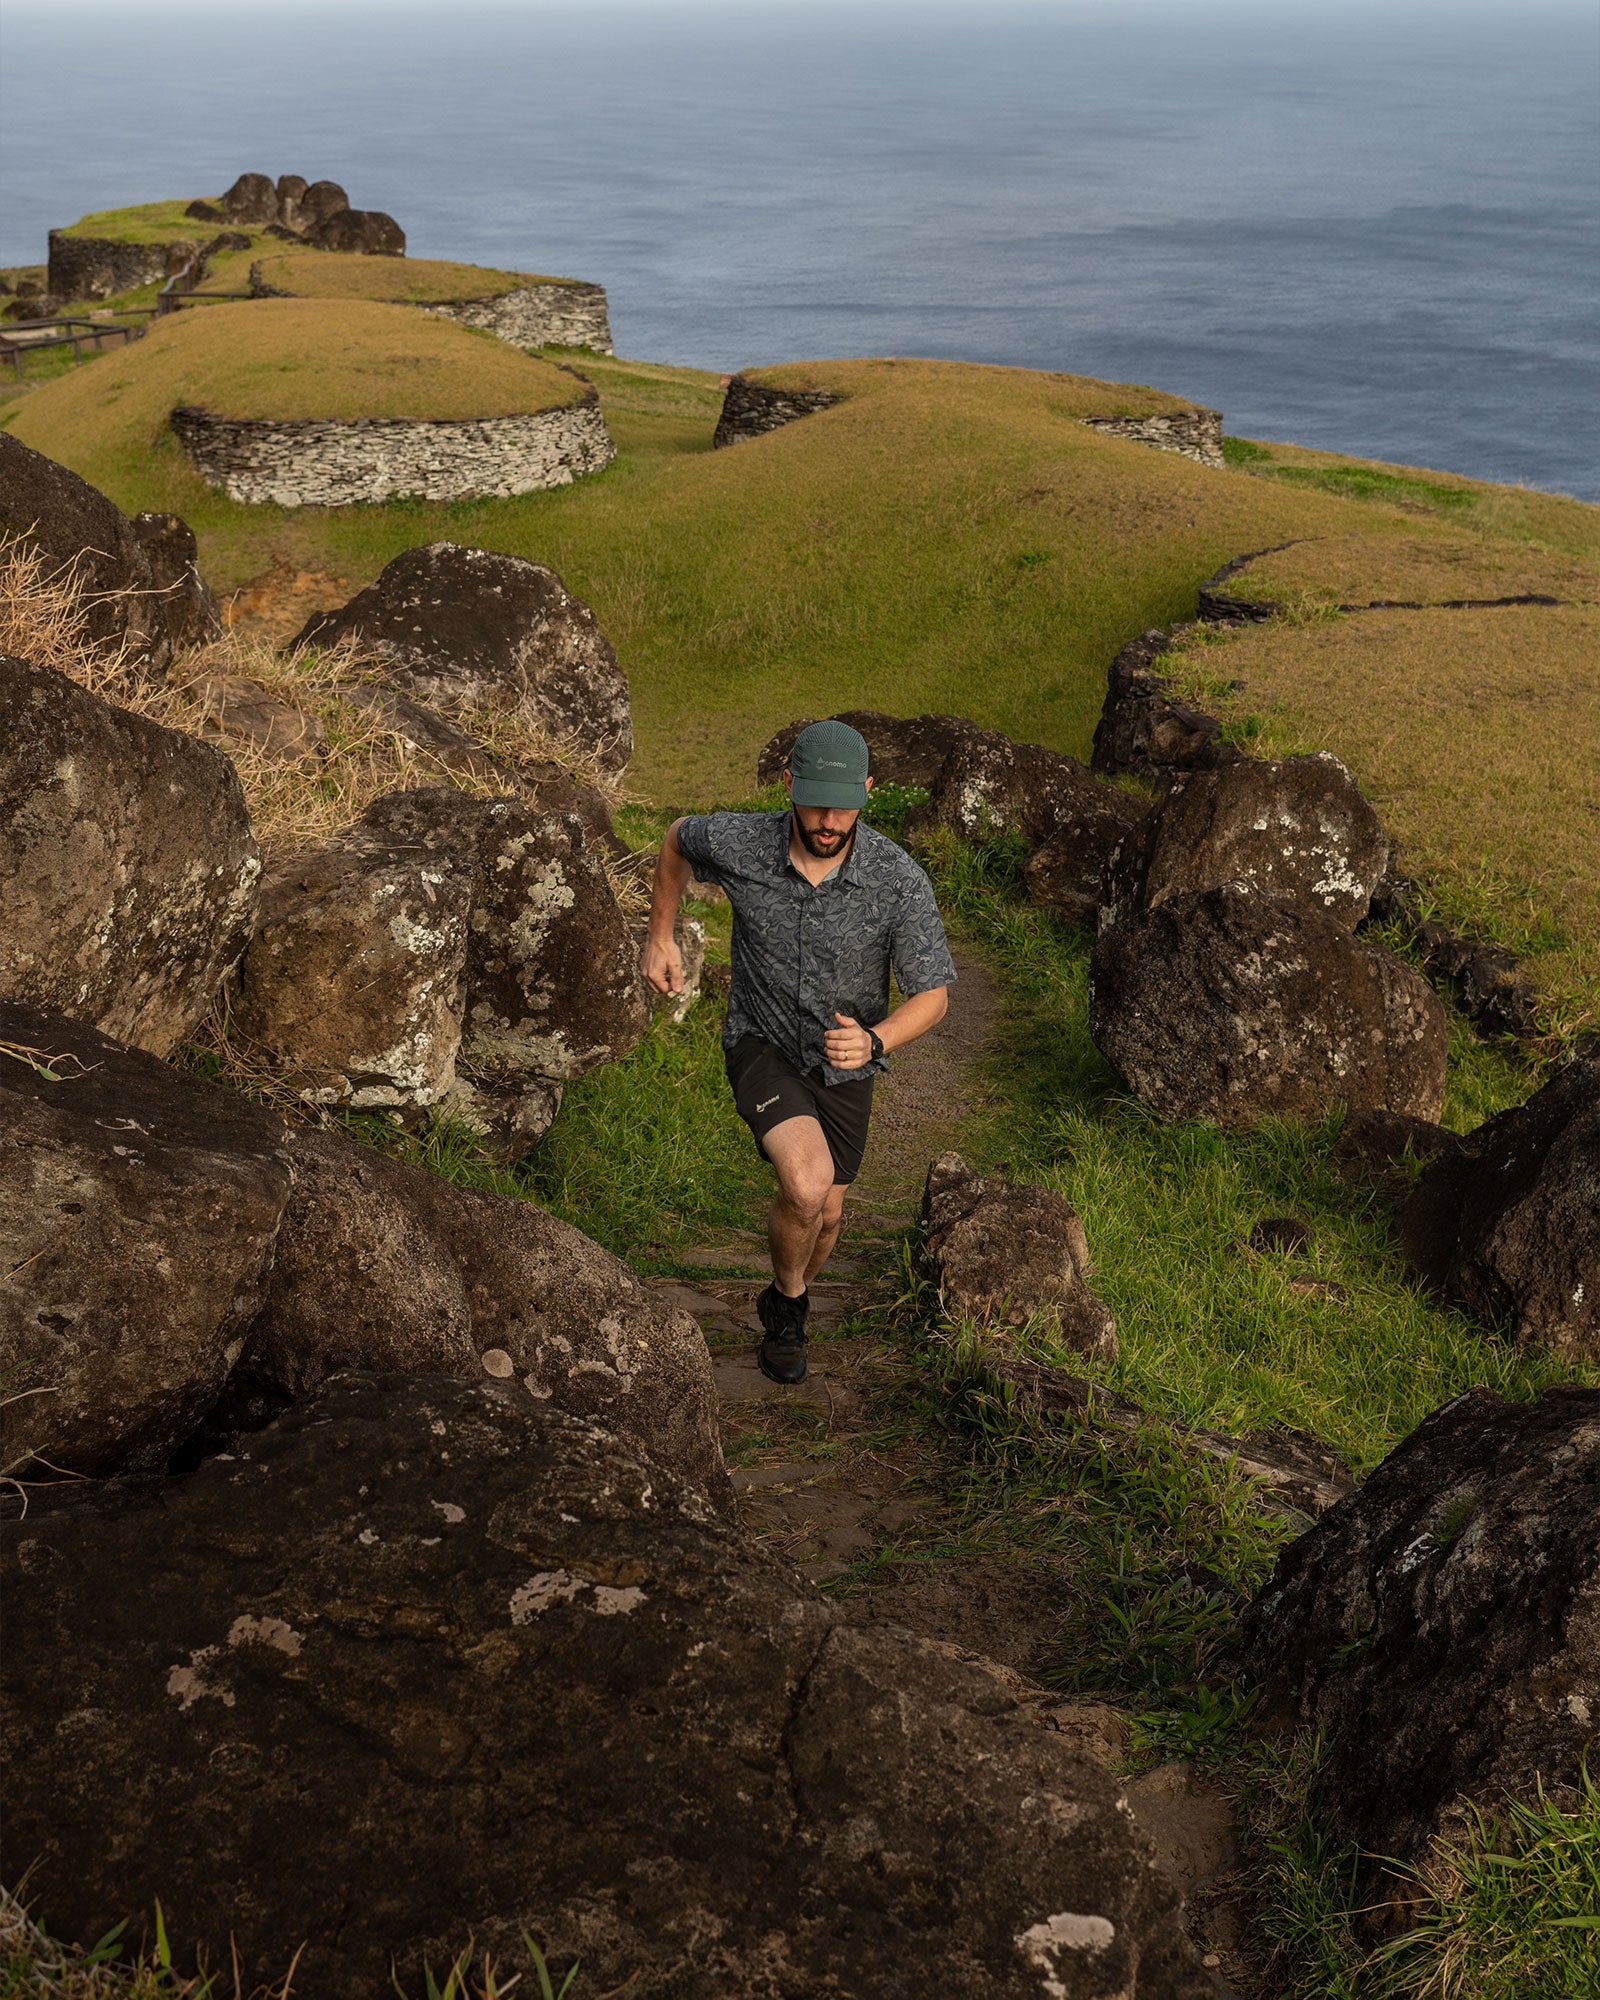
[1, 655, 260, 1056]
[1241, 1384, 1600, 1892]
[0, 1000, 293, 1477]
[232, 787, 644, 1120]
[1080, 409, 1223, 469]
[430, 282, 613, 354]
[1366, 876, 1540, 1037]
[295, 543, 632, 774]
[714, 372, 842, 448]
[920, 1153, 1118, 1363]
[1106, 753, 1388, 932]
[170, 398, 614, 508]
[0, 433, 218, 673]
[237, 1133, 726, 1499]
[1091, 629, 1243, 785]
[216, 172, 280, 225]
[1021, 787, 1149, 926]
[1089, 880, 1447, 1127]
[1395, 1050, 1600, 1362]
[202, 172, 402, 252]
[2, 1372, 1220, 2000]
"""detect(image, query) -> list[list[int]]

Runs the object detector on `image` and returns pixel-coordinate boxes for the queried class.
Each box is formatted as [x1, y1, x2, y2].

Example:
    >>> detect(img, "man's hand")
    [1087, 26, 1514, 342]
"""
[825, 1012, 876, 1069]
[641, 934, 685, 995]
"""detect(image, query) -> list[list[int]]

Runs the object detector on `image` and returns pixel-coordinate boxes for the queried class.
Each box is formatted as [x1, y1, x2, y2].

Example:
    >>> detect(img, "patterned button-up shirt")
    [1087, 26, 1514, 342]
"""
[675, 810, 957, 1086]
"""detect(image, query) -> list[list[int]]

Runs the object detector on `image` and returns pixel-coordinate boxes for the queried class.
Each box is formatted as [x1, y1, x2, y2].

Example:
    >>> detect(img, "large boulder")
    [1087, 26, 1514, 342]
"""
[229, 788, 643, 1132]
[235, 1130, 726, 1501]
[217, 172, 280, 225]
[293, 544, 632, 775]
[304, 208, 405, 256]
[0, 434, 219, 673]
[920, 1154, 1118, 1364]
[1, 655, 260, 1056]
[230, 823, 475, 1112]
[1106, 753, 1388, 931]
[2, 1373, 1221, 2000]
[1022, 786, 1149, 926]
[1396, 1050, 1600, 1361]
[1089, 880, 1447, 1127]
[914, 732, 1112, 847]
[298, 178, 352, 228]
[1241, 1384, 1600, 1894]
[0, 1001, 293, 1477]
[756, 709, 982, 792]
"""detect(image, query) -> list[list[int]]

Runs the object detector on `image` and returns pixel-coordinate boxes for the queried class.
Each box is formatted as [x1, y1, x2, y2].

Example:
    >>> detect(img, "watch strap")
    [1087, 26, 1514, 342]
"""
[867, 1027, 885, 1062]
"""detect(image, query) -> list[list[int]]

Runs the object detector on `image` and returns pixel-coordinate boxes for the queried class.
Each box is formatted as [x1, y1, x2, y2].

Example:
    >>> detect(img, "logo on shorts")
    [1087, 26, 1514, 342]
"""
[756, 1094, 780, 1113]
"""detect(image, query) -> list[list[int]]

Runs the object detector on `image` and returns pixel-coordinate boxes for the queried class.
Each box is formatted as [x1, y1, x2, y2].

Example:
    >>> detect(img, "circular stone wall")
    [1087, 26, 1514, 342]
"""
[170, 395, 615, 506]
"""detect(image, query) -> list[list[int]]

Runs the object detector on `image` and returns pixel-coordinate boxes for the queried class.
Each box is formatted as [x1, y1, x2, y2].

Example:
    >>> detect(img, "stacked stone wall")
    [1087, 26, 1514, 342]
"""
[48, 233, 182, 301]
[429, 283, 613, 354]
[170, 395, 615, 507]
[713, 373, 842, 448]
[1080, 407, 1224, 468]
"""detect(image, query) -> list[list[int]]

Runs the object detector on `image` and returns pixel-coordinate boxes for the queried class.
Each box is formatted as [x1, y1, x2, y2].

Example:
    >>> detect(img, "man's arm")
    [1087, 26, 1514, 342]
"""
[824, 986, 949, 1070]
[641, 818, 693, 995]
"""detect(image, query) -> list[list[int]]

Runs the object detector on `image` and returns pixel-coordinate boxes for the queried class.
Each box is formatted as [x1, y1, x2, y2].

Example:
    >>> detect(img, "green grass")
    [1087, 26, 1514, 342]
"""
[1265, 463, 1479, 512]
[19, 348, 1596, 808]
[55, 200, 221, 244]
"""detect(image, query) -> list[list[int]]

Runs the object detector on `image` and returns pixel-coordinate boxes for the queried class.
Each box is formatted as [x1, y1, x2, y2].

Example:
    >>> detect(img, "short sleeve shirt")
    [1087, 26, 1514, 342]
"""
[675, 811, 957, 1086]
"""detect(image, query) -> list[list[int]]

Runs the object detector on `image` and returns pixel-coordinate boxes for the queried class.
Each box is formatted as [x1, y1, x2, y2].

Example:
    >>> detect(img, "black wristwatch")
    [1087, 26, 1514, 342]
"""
[866, 1026, 885, 1063]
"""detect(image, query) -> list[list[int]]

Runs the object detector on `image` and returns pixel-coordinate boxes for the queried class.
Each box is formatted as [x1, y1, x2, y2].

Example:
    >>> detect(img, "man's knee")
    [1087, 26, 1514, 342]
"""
[776, 1167, 833, 1222]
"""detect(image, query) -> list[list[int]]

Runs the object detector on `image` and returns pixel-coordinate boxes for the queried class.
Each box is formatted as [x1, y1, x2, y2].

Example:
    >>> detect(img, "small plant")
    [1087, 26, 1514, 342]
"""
[1222, 435, 1274, 466]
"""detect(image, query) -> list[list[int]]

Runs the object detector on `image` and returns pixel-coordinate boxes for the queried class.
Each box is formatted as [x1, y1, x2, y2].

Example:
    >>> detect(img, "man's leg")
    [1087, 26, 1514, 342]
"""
[761, 1114, 837, 1296]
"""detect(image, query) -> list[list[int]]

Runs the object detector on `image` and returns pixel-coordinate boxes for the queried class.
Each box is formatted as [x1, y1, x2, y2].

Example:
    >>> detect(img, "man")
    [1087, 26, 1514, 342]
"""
[641, 720, 956, 1385]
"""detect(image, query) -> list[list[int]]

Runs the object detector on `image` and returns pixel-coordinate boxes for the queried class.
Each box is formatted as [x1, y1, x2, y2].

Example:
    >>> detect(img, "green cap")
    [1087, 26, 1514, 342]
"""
[788, 718, 870, 808]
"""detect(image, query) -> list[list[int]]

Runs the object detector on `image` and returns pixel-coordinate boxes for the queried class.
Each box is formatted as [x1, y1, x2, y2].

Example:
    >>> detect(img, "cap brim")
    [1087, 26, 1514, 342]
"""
[790, 779, 869, 808]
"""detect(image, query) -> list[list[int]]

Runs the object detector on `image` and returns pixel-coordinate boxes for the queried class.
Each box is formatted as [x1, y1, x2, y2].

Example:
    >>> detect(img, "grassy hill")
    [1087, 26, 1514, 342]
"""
[6, 337, 1596, 1015]
[251, 249, 574, 300]
[6, 297, 587, 429]
[55, 198, 221, 242]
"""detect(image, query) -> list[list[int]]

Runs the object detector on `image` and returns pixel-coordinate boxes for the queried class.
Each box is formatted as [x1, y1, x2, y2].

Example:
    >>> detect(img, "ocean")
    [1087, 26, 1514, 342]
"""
[2, 0, 1596, 497]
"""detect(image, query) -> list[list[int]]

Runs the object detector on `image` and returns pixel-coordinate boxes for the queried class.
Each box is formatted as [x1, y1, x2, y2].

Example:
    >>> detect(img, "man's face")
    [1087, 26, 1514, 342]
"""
[784, 771, 873, 858]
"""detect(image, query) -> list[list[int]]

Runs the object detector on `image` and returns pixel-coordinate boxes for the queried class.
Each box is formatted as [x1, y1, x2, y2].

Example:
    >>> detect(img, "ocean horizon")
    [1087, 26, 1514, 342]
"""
[3, 0, 1596, 498]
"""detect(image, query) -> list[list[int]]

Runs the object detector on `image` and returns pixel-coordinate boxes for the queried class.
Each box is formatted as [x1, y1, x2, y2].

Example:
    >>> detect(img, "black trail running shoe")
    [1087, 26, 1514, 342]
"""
[756, 1282, 810, 1384]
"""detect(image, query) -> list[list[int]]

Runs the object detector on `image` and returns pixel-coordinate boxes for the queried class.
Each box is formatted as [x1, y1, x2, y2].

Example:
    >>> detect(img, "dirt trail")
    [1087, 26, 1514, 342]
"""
[645, 950, 1083, 1654]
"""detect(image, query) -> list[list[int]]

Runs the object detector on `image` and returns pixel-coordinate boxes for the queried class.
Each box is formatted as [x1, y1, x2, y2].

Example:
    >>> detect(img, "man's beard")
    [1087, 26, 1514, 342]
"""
[793, 813, 856, 860]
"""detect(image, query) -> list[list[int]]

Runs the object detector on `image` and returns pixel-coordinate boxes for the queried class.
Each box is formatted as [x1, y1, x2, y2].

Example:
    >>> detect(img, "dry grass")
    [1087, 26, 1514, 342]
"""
[250, 252, 570, 303]
[1169, 602, 1600, 1028]
[7, 300, 587, 430]
[1217, 533, 1600, 612]
[0, 1884, 298, 2000]
[0, 534, 620, 868]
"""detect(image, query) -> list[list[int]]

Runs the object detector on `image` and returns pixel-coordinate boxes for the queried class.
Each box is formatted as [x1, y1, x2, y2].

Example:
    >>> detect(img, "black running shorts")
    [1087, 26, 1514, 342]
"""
[725, 1035, 875, 1186]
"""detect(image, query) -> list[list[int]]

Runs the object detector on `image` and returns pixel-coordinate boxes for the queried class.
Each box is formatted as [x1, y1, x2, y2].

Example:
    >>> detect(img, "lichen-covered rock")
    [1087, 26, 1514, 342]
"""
[920, 1153, 1118, 1363]
[756, 709, 983, 793]
[915, 732, 1111, 847]
[1241, 1384, 1600, 1894]
[293, 543, 631, 773]
[358, 788, 647, 1085]
[1089, 879, 1446, 1127]
[1107, 753, 1388, 930]
[1022, 787, 1149, 925]
[1396, 1051, 1600, 1361]
[0, 433, 216, 673]
[235, 1131, 726, 1500]
[0, 655, 260, 1056]
[0, 1001, 293, 1476]
[231, 826, 475, 1111]
[1, 1372, 1221, 2000]
[189, 674, 326, 762]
